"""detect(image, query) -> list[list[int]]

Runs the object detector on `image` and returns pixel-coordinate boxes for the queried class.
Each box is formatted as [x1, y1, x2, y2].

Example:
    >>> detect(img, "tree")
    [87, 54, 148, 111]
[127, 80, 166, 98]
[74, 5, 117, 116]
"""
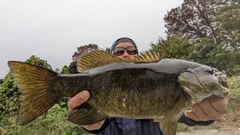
[72, 44, 99, 60]
[214, 1, 240, 50]
[0, 73, 19, 116]
[151, 36, 240, 76]
[105, 47, 110, 54]
[68, 61, 78, 74]
[163, 0, 240, 75]
[164, 0, 239, 45]
[151, 36, 194, 59]
[61, 65, 70, 74]
[189, 37, 240, 76]
[164, 0, 220, 42]
[26, 55, 52, 69]
[189, 37, 217, 64]
[66, 44, 111, 74]
[61, 44, 111, 75]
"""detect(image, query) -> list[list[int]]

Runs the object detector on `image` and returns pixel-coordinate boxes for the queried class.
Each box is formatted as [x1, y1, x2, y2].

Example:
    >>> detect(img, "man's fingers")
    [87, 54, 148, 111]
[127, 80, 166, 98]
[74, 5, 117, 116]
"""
[185, 95, 228, 121]
[184, 111, 199, 121]
[67, 91, 90, 111]
[208, 95, 228, 114]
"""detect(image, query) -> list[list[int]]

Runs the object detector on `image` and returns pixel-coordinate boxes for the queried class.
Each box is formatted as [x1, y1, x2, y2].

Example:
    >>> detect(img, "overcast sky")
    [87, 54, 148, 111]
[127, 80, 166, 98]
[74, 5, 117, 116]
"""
[0, 0, 183, 79]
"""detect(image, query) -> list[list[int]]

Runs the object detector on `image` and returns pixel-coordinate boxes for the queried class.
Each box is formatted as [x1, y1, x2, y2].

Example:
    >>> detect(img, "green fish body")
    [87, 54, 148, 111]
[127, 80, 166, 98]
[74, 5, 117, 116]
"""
[8, 50, 228, 135]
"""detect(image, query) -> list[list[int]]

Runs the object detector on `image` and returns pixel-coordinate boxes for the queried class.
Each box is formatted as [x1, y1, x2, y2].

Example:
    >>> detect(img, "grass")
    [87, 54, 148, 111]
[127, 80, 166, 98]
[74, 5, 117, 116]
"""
[0, 104, 87, 135]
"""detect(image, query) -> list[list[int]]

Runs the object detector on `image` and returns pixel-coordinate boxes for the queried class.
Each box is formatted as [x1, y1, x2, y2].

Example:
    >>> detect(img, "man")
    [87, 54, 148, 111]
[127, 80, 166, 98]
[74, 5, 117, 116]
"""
[68, 37, 228, 134]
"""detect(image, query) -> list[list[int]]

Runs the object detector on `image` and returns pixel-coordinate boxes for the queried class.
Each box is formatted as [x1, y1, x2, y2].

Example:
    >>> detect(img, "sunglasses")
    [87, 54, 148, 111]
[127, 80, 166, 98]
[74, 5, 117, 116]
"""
[113, 46, 138, 56]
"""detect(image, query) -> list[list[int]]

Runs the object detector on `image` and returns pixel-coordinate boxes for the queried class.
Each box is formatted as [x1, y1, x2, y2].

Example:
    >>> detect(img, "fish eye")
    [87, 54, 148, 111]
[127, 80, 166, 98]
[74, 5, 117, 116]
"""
[205, 69, 214, 74]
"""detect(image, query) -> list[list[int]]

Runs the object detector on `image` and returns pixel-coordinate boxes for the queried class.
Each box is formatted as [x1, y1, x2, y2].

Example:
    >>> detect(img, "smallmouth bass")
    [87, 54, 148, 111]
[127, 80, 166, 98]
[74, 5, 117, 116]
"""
[8, 50, 229, 135]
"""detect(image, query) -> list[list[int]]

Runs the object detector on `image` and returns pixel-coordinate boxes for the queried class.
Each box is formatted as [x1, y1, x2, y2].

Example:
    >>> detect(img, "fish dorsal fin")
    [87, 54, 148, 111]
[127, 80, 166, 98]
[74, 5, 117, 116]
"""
[77, 50, 122, 72]
[124, 50, 161, 63]
[77, 50, 161, 72]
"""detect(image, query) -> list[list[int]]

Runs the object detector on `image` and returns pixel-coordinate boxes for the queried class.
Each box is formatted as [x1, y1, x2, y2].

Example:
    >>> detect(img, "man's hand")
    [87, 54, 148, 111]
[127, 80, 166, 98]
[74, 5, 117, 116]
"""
[67, 91, 105, 130]
[185, 95, 228, 121]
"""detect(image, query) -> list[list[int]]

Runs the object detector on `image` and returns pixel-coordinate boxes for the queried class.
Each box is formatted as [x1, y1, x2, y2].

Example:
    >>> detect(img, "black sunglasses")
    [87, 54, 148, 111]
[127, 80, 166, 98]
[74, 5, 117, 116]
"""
[113, 46, 138, 56]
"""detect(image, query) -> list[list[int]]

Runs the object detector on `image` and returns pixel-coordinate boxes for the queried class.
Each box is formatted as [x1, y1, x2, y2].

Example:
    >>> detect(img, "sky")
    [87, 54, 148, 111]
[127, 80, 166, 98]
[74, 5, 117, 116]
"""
[0, 0, 183, 79]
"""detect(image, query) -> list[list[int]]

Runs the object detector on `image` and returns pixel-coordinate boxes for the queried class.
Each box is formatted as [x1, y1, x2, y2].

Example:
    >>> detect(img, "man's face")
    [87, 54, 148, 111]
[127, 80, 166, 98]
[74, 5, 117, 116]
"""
[113, 42, 137, 60]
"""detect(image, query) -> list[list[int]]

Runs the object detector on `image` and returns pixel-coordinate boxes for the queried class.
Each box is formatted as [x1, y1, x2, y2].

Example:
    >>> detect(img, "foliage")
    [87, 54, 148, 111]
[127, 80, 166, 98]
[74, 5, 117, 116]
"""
[26, 55, 52, 70]
[163, 0, 240, 76]
[0, 56, 53, 116]
[164, 0, 220, 42]
[0, 73, 20, 116]
[61, 65, 70, 74]
[164, 0, 239, 43]
[151, 36, 194, 59]
[189, 38, 224, 66]
[65, 44, 111, 74]
[72, 44, 99, 60]
[105, 47, 110, 53]
[214, 2, 240, 50]
[0, 104, 86, 135]
[151, 37, 240, 76]
[189, 37, 240, 76]
[68, 61, 78, 74]
[0, 55, 86, 134]
[63, 44, 100, 74]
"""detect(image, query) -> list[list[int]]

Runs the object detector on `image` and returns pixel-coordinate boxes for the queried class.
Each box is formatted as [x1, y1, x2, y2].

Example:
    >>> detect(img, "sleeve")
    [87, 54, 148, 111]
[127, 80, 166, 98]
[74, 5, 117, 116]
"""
[177, 113, 214, 126]
[82, 118, 109, 134]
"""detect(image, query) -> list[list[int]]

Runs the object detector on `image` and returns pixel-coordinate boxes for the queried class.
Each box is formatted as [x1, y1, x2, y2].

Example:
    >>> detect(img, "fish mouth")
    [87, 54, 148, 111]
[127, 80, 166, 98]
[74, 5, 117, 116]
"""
[216, 73, 228, 88]
[177, 67, 228, 102]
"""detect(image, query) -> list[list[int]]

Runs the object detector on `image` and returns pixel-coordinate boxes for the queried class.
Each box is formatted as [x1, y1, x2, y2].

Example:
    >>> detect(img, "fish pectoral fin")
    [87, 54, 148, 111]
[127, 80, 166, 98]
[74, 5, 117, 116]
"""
[163, 95, 189, 122]
[156, 97, 189, 135]
[160, 121, 177, 135]
[154, 117, 163, 122]
[68, 103, 108, 125]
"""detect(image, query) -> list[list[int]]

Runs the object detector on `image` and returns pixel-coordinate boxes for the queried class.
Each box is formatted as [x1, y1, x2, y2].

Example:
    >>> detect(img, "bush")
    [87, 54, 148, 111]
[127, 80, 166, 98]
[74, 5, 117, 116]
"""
[0, 73, 21, 116]
[0, 103, 86, 135]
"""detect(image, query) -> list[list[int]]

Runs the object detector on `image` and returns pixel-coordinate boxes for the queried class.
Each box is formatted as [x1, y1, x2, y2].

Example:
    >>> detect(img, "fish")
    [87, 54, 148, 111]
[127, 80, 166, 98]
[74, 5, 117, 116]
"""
[8, 50, 229, 135]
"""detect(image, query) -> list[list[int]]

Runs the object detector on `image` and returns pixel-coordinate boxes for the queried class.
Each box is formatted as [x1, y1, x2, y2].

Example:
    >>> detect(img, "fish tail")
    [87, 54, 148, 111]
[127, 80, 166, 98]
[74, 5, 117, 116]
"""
[8, 61, 58, 125]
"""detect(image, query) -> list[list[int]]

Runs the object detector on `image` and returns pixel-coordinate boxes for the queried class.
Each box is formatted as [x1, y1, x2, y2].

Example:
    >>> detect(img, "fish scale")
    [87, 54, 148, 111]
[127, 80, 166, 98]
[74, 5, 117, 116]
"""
[8, 50, 229, 135]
